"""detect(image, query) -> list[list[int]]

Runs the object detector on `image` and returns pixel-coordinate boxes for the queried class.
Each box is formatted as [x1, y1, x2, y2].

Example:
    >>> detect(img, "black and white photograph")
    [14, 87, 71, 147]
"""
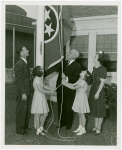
[2, 1, 121, 148]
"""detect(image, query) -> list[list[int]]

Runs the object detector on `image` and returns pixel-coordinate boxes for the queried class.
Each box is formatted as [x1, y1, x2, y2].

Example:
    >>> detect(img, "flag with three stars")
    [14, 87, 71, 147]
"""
[44, 5, 72, 73]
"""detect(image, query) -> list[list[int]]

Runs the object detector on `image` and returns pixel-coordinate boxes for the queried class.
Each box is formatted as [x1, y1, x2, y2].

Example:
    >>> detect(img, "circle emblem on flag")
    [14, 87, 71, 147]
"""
[44, 6, 59, 44]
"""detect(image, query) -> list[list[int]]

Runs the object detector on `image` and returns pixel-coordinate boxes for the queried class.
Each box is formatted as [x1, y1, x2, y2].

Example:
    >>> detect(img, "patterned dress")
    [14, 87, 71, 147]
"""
[89, 66, 107, 118]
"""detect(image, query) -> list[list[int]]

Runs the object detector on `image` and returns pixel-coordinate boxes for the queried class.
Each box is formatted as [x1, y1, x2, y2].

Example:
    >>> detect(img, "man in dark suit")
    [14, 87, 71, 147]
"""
[14, 45, 32, 135]
[56, 49, 82, 130]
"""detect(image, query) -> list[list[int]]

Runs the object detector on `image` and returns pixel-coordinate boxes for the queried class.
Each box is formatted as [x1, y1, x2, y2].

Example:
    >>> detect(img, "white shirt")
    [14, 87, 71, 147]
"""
[68, 60, 75, 65]
[65, 60, 75, 82]
[21, 57, 27, 64]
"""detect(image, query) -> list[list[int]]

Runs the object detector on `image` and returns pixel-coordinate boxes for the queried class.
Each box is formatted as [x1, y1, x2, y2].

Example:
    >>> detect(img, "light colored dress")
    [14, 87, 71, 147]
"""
[31, 76, 49, 114]
[72, 79, 90, 113]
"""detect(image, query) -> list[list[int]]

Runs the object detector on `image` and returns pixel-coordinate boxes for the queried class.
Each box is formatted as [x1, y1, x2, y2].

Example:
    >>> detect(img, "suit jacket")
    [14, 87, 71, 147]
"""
[56, 60, 82, 87]
[14, 58, 31, 96]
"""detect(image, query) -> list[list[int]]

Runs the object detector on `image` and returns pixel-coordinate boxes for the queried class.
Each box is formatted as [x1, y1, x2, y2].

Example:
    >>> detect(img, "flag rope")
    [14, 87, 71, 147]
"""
[44, 5, 76, 142]
[45, 84, 76, 141]
[46, 83, 62, 131]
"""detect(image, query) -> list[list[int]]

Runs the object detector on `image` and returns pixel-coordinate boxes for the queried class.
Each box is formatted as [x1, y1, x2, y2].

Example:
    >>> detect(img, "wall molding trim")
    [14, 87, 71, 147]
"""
[70, 15, 117, 22]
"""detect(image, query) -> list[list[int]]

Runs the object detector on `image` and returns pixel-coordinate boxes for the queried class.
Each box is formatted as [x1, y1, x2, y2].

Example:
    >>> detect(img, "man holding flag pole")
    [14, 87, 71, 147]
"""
[36, 5, 82, 131]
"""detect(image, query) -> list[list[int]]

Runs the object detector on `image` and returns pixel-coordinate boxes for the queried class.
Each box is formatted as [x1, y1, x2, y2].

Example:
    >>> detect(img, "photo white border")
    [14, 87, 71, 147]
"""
[1, 0, 121, 149]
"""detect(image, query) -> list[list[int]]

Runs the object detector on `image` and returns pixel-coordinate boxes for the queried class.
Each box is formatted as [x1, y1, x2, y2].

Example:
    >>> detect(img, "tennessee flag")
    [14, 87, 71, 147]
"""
[44, 5, 72, 75]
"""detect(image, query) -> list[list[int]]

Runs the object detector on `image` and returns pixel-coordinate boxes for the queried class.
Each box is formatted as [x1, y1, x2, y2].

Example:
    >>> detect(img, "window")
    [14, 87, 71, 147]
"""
[70, 35, 89, 70]
[6, 30, 13, 68]
[96, 34, 117, 72]
[15, 31, 34, 68]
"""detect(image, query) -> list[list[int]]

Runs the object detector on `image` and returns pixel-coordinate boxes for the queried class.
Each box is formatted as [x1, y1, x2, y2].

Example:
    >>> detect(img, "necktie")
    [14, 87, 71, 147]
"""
[64, 61, 70, 70]
[67, 60, 70, 66]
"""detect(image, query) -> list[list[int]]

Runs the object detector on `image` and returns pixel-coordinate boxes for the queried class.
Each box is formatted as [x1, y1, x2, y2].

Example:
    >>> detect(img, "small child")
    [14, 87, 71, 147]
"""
[31, 66, 55, 135]
[62, 70, 92, 135]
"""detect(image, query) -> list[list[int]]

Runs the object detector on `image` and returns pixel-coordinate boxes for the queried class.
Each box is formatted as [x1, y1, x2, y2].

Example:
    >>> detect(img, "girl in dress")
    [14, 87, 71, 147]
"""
[31, 66, 54, 135]
[88, 51, 107, 135]
[62, 70, 92, 135]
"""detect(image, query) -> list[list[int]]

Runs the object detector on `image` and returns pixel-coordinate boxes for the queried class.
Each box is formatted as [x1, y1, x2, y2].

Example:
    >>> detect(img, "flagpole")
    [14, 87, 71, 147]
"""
[36, 5, 45, 68]
[60, 5, 63, 71]
[58, 5, 64, 131]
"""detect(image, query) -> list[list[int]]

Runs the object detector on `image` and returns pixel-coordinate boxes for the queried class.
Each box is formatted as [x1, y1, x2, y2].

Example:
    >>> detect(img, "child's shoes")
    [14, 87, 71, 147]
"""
[73, 125, 82, 133]
[40, 131, 45, 136]
[36, 128, 41, 135]
[95, 129, 101, 135]
[92, 127, 97, 132]
[43, 129, 48, 133]
[76, 128, 86, 135]
[36, 128, 45, 136]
